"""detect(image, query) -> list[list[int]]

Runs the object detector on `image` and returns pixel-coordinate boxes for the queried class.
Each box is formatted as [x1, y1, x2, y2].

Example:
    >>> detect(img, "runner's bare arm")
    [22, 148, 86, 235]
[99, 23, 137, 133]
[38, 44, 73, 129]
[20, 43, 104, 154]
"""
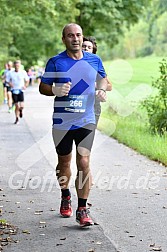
[106, 77, 112, 91]
[39, 82, 54, 96]
[96, 77, 108, 102]
[7, 81, 13, 88]
[25, 80, 29, 88]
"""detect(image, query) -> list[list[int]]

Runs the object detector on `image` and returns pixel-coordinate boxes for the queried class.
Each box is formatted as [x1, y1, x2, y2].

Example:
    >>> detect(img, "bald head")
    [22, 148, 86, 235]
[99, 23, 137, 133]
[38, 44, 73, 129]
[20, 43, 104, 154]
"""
[61, 23, 83, 55]
[62, 23, 83, 38]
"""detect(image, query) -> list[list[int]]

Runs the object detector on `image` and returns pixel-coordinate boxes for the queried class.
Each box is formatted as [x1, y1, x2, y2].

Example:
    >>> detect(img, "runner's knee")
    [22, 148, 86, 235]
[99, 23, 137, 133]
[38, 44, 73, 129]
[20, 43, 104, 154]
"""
[77, 156, 90, 171]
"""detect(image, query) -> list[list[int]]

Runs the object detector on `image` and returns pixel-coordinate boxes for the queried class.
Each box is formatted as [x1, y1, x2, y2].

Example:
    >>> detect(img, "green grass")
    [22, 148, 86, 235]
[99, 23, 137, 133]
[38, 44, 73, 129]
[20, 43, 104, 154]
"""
[104, 56, 163, 95]
[0, 81, 3, 104]
[99, 56, 167, 166]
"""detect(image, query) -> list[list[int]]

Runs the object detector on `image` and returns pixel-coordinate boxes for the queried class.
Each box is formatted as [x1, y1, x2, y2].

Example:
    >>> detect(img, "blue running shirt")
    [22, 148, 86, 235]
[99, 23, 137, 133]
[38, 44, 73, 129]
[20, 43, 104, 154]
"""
[41, 51, 106, 130]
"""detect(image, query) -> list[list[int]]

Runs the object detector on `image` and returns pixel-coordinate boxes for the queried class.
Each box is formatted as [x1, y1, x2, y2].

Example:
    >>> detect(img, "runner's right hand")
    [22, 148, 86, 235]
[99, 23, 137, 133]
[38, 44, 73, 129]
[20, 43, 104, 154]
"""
[52, 82, 71, 97]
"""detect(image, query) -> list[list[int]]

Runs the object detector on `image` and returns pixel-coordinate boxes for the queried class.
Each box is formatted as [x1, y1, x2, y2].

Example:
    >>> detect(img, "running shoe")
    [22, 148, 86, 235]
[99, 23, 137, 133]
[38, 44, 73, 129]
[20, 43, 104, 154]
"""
[4, 99, 7, 104]
[8, 108, 12, 113]
[12, 104, 15, 111]
[14, 117, 19, 124]
[60, 196, 73, 217]
[76, 207, 94, 227]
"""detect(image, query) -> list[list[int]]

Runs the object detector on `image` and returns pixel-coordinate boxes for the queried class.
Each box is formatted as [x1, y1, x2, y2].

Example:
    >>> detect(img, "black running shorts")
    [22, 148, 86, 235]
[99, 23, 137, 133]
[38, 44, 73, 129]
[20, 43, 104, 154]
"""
[52, 123, 96, 156]
[12, 92, 24, 103]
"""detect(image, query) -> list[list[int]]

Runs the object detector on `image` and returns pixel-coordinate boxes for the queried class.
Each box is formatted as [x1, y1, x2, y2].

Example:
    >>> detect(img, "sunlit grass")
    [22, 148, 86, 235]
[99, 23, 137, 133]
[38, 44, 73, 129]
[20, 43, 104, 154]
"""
[104, 56, 163, 95]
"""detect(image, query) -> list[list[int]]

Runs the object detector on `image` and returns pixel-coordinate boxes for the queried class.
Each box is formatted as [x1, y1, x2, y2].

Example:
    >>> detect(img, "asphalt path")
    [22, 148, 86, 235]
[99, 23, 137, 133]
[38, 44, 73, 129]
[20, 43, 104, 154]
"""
[0, 85, 167, 252]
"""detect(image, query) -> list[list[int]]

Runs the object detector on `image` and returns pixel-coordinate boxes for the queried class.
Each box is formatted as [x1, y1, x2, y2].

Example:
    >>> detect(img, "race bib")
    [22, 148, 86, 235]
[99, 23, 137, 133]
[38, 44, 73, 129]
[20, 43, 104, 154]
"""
[64, 95, 87, 113]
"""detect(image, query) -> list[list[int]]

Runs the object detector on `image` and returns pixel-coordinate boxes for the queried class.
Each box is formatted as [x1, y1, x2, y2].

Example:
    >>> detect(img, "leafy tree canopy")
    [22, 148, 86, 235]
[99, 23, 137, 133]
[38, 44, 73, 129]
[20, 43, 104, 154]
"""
[0, 0, 151, 67]
[76, 0, 151, 45]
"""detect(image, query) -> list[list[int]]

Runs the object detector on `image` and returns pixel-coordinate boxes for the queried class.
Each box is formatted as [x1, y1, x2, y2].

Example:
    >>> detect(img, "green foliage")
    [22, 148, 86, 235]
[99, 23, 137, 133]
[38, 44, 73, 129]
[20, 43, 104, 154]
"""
[0, 0, 58, 67]
[110, 1, 167, 59]
[108, 19, 154, 59]
[0, 0, 151, 67]
[153, 12, 167, 56]
[121, 20, 151, 58]
[76, 0, 150, 46]
[136, 44, 153, 57]
[142, 59, 167, 134]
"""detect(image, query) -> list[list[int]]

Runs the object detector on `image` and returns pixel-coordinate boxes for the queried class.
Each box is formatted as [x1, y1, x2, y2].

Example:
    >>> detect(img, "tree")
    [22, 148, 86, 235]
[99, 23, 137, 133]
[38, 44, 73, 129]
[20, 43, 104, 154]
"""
[0, 0, 59, 67]
[112, 20, 152, 58]
[0, 0, 80, 67]
[153, 12, 167, 56]
[145, 0, 167, 44]
[75, 0, 151, 45]
[0, 0, 152, 67]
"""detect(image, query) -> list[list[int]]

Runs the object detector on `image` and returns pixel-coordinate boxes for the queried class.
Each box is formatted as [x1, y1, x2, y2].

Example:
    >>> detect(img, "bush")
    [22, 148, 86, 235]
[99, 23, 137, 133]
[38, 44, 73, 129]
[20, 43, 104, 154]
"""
[136, 44, 153, 57]
[142, 59, 167, 135]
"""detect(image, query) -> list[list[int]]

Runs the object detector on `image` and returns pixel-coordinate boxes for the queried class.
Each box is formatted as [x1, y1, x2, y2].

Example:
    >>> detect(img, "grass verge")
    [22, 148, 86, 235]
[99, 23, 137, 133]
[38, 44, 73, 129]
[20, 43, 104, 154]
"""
[98, 109, 167, 166]
[0, 82, 3, 104]
[99, 56, 167, 166]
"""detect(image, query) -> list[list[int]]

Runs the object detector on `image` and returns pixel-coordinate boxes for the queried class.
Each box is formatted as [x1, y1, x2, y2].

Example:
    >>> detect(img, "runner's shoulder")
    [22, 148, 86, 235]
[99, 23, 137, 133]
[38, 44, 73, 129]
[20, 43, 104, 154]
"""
[48, 51, 67, 64]
[83, 51, 102, 61]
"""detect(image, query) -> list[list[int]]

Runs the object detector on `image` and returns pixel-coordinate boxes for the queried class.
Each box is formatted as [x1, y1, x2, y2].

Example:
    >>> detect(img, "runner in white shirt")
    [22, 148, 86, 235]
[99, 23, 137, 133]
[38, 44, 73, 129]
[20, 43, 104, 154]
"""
[3, 61, 14, 113]
[6, 60, 29, 124]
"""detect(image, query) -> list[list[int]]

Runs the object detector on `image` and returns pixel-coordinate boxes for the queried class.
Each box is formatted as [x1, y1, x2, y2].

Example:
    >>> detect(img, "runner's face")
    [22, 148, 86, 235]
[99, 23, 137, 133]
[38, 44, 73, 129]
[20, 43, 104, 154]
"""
[14, 62, 20, 72]
[62, 25, 83, 52]
[82, 41, 93, 53]
[8, 63, 13, 69]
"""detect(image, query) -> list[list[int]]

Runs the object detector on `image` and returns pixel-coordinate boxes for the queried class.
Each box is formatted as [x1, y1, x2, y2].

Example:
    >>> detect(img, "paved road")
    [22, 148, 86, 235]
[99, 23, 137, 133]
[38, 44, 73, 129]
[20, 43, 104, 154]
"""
[0, 85, 167, 252]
